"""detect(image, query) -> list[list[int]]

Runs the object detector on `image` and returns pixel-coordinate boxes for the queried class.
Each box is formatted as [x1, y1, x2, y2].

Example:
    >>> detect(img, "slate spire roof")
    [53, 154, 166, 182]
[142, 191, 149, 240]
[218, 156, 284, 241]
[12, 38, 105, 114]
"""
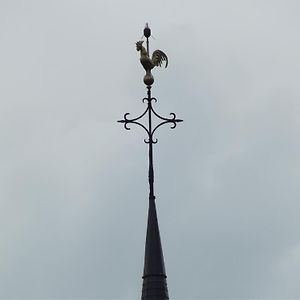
[141, 196, 169, 300]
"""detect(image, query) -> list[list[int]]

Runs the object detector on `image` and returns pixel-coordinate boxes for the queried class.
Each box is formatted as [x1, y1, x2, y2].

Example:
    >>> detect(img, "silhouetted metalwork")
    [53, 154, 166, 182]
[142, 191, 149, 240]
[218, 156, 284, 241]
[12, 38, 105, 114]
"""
[118, 88, 183, 144]
[118, 24, 183, 300]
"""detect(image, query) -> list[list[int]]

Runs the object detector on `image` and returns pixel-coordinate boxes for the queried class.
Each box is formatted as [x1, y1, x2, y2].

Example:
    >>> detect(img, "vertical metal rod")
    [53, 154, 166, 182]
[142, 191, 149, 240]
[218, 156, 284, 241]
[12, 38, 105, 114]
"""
[146, 36, 150, 57]
[147, 86, 155, 201]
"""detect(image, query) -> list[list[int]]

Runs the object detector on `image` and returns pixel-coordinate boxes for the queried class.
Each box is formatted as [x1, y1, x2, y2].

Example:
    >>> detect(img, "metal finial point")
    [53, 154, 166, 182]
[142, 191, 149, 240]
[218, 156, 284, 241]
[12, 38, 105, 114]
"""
[144, 23, 151, 38]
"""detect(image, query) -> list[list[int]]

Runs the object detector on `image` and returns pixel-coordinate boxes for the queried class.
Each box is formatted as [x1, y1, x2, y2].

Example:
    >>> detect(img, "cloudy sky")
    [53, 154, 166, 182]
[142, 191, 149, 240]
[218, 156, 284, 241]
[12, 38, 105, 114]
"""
[1, 0, 300, 299]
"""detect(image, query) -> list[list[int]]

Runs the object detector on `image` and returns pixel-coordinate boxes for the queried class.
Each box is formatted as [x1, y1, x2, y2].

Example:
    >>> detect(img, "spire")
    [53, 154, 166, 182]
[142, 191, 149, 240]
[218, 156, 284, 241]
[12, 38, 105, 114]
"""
[118, 23, 182, 300]
[141, 196, 169, 300]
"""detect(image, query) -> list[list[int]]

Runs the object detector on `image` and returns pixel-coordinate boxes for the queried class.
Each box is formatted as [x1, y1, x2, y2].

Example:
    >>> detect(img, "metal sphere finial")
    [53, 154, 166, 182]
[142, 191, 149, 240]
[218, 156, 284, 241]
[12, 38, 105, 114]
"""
[144, 23, 151, 38]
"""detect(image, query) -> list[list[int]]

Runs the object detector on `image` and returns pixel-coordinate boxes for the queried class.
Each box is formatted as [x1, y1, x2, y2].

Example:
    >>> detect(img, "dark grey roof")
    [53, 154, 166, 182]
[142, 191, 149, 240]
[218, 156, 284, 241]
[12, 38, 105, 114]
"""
[141, 197, 169, 300]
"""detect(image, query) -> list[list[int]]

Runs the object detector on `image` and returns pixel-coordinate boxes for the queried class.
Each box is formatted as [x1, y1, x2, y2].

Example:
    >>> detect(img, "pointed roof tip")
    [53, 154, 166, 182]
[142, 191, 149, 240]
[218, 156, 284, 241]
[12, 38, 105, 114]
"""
[143, 198, 167, 277]
[142, 198, 169, 299]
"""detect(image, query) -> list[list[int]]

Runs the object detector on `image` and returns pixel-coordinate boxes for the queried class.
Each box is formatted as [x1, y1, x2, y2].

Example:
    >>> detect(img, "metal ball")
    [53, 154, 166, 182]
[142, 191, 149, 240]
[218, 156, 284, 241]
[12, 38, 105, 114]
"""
[144, 73, 154, 86]
[144, 27, 151, 38]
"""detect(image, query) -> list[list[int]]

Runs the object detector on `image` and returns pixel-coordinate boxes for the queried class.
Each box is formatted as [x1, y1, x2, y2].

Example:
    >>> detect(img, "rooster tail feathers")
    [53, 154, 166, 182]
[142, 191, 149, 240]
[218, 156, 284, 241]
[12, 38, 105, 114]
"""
[151, 50, 168, 68]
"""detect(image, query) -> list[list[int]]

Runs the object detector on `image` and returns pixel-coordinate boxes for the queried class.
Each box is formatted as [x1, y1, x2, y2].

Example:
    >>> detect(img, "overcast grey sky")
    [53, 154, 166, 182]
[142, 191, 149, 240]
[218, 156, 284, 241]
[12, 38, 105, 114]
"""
[1, 0, 300, 299]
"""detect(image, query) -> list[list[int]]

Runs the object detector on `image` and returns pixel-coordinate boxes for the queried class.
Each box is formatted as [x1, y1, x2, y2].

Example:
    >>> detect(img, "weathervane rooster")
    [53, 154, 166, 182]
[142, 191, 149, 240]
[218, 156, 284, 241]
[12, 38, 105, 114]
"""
[136, 25, 168, 86]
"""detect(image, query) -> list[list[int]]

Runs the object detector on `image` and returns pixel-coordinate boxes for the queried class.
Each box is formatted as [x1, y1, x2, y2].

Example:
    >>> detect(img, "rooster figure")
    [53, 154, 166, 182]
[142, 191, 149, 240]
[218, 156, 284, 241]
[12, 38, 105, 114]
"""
[136, 40, 168, 86]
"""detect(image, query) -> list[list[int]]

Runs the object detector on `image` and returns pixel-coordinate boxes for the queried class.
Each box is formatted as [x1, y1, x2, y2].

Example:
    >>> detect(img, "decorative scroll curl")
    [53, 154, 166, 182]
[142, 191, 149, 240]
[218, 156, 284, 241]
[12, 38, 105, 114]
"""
[143, 97, 157, 103]
[118, 108, 150, 135]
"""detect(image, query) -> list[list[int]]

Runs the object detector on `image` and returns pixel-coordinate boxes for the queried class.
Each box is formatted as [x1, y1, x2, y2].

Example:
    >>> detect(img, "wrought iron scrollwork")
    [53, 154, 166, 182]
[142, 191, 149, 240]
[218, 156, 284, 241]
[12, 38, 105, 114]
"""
[118, 93, 182, 144]
[118, 109, 150, 135]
